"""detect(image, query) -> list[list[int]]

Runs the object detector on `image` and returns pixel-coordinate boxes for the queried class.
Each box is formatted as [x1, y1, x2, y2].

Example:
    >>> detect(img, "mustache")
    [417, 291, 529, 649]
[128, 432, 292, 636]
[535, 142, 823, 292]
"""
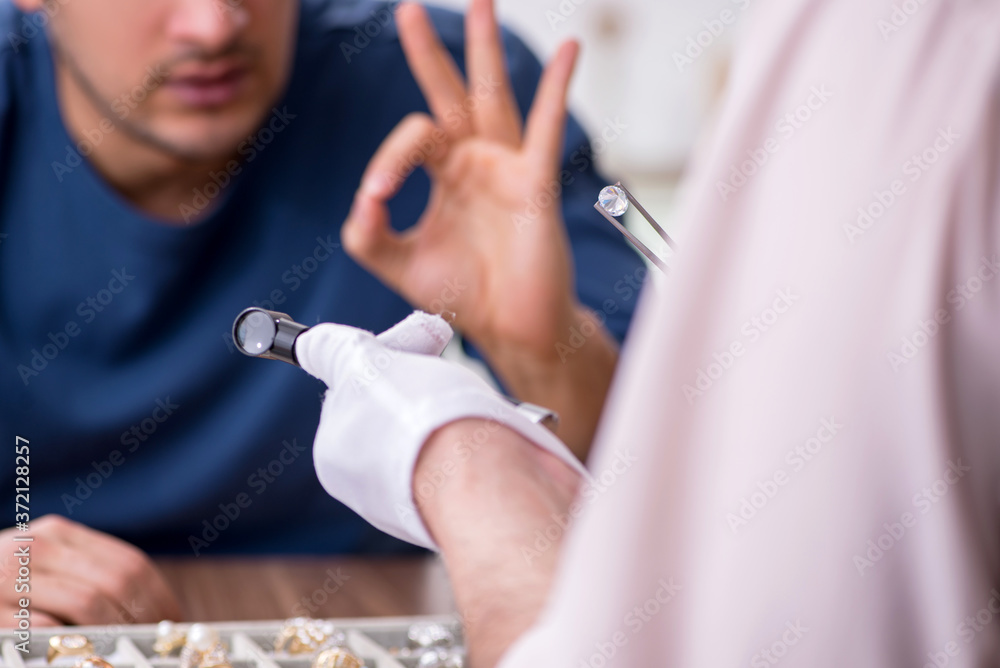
[159, 42, 262, 74]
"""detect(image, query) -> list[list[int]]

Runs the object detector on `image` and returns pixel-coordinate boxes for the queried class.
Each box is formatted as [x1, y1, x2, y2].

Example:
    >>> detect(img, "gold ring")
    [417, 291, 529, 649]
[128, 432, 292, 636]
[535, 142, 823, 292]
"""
[153, 621, 186, 657]
[180, 643, 232, 668]
[72, 656, 114, 668]
[179, 646, 200, 668]
[181, 625, 230, 668]
[197, 643, 232, 668]
[312, 647, 362, 668]
[48, 635, 95, 663]
[274, 618, 337, 655]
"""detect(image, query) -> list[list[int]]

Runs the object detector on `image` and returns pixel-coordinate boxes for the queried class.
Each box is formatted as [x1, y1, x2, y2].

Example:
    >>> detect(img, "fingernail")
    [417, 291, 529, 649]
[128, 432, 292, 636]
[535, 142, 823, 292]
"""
[360, 175, 388, 199]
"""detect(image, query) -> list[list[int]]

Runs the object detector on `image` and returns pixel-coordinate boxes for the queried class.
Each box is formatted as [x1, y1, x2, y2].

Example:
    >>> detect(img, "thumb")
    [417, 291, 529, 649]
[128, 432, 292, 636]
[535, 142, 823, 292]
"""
[341, 191, 413, 288]
[342, 112, 445, 288]
[376, 311, 454, 356]
[295, 323, 376, 388]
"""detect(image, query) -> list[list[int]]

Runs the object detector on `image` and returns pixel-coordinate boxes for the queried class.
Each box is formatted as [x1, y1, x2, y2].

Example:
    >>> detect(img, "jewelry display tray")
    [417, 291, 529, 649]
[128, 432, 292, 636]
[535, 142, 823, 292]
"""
[1, 616, 463, 668]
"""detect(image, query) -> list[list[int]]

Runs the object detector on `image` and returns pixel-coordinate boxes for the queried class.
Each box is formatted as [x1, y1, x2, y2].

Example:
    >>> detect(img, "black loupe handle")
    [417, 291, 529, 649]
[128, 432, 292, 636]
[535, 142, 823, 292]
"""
[232, 308, 310, 367]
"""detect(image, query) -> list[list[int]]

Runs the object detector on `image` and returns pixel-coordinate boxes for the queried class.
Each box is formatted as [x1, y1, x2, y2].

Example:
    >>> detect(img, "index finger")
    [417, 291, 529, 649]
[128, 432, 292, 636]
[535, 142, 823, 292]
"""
[397, 3, 473, 140]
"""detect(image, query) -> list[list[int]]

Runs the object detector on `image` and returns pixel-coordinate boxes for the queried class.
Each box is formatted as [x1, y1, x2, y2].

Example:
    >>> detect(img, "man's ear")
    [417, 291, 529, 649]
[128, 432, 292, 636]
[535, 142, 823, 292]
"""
[11, 0, 46, 13]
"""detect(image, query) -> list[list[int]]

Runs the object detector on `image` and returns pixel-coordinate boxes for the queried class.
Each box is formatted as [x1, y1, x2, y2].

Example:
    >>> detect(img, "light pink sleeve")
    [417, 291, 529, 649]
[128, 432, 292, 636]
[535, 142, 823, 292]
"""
[501, 0, 1000, 665]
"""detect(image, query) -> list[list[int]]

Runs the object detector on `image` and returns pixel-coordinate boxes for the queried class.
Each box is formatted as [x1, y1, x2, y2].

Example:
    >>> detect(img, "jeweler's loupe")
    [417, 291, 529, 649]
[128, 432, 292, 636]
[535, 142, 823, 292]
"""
[232, 308, 309, 367]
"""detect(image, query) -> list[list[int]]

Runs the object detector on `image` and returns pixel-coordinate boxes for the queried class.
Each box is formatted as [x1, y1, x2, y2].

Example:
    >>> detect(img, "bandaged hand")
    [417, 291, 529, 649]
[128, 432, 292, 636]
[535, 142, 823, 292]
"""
[295, 312, 588, 550]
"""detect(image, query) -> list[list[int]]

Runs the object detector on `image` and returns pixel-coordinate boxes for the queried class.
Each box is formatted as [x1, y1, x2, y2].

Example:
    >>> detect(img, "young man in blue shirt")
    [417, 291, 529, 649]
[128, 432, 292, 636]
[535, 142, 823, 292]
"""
[0, 0, 644, 625]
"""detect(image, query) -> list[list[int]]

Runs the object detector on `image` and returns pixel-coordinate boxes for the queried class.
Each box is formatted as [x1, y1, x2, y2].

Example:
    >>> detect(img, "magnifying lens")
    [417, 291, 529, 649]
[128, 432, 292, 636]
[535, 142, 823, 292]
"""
[232, 307, 562, 430]
[232, 308, 310, 367]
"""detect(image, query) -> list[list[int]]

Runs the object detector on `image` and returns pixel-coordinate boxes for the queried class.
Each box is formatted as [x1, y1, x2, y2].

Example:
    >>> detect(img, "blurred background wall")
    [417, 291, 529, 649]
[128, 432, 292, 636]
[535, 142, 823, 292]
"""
[430, 0, 746, 243]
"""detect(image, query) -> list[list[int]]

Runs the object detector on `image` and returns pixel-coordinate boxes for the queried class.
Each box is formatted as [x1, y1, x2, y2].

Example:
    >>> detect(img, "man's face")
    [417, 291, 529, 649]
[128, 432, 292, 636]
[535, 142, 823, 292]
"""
[44, 0, 299, 162]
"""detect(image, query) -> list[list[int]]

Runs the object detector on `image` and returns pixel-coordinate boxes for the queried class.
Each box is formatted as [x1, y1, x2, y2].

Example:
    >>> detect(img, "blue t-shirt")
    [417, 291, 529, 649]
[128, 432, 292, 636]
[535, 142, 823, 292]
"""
[0, 0, 644, 554]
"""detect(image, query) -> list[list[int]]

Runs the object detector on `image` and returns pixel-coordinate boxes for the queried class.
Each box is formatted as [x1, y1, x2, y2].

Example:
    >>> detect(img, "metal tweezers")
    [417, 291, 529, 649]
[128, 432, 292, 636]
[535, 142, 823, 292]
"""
[594, 182, 676, 272]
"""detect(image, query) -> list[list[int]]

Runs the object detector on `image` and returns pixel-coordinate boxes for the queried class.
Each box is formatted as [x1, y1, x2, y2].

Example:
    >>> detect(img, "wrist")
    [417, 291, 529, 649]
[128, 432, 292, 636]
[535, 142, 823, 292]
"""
[478, 306, 619, 460]
[480, 302, 599, 383]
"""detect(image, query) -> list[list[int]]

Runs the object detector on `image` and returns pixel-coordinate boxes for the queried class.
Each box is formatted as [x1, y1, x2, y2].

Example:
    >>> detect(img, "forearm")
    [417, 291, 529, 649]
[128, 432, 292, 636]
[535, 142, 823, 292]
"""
[481, 306, 619, 461]
[415, 418, 581, 668]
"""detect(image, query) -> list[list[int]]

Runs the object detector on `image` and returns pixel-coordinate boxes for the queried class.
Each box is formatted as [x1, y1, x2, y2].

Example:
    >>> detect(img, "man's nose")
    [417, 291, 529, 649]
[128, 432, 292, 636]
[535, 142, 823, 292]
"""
[165, 0, 250, 55]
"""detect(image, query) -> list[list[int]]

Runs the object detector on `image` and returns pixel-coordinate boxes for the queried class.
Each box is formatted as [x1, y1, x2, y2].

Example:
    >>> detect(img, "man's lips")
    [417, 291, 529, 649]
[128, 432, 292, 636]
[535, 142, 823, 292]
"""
[165, 61, 250, 109]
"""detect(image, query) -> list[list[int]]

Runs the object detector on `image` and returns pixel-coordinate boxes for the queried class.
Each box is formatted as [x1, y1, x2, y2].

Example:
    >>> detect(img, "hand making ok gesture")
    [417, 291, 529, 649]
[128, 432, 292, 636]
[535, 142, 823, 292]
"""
[342, 0, 618, 457]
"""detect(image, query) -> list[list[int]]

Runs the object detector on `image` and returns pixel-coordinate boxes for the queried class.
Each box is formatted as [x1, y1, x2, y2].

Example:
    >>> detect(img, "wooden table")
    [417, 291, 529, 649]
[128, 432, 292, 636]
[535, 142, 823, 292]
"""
[155, 556, 458, 622]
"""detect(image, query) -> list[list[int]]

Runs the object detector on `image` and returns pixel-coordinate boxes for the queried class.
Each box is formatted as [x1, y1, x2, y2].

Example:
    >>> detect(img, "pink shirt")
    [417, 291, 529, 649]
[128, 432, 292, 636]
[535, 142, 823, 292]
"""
[502, 0, 1000, 665]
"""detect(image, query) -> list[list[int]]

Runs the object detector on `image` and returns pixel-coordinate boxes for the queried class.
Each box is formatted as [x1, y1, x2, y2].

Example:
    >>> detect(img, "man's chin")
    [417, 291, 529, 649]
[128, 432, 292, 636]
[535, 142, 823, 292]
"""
[124, 102, 271, 163]
[137, 126, 260, 165]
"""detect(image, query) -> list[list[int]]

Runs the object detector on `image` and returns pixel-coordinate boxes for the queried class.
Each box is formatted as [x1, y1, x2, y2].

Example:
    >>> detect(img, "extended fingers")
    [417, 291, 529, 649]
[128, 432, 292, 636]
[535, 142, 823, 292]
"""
[524, 40, 580, 174]
[465, 0, 522, 145]
[397, 3, 473, 140]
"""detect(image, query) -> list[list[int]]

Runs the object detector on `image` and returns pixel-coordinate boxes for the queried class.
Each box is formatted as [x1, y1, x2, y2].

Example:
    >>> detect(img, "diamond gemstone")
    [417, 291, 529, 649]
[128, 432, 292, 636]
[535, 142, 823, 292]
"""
[598, 185, 629, 217]
[407, 622, 454, 648]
